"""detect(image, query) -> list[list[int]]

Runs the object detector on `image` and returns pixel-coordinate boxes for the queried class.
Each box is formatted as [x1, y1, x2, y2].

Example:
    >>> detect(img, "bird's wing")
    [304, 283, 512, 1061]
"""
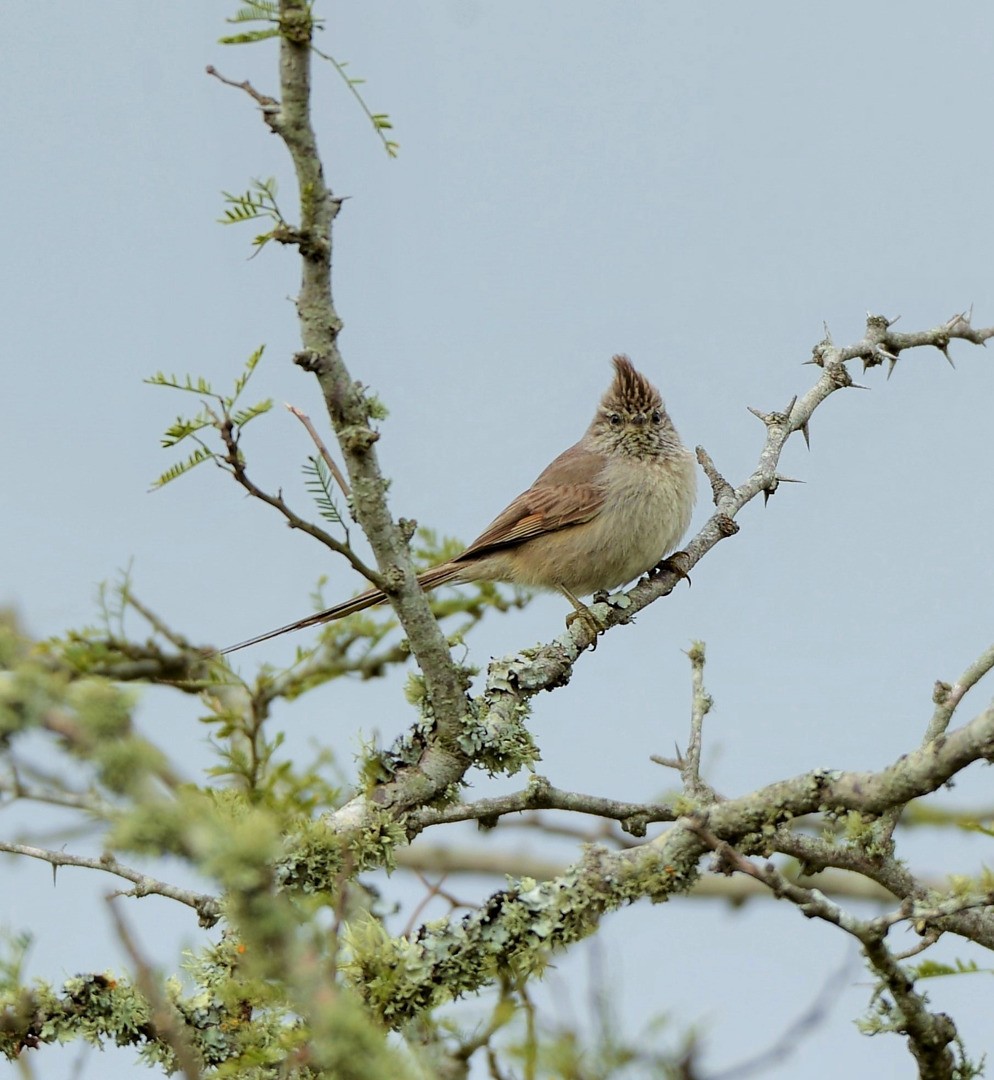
[457, 445, 606, 559]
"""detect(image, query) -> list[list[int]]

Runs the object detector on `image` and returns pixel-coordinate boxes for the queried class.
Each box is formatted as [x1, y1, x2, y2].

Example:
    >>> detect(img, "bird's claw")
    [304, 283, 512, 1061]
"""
[565, 604, 605, 649]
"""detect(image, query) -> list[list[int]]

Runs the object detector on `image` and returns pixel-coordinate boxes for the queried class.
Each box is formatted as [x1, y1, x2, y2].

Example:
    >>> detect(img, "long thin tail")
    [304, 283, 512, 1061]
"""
[220, 562, 462, 655]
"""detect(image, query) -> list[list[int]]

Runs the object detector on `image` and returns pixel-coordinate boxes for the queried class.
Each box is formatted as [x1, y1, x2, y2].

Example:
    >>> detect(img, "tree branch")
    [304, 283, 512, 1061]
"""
[0, 842, 220, 927]
[350, 691, 994, 1026]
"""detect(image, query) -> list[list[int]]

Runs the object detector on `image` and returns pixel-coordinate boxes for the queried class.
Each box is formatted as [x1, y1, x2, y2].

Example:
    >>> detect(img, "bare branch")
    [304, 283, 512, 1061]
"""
[407, 777, 678, 838]
[0, 842, 220, 927]
[681, 641, 715, 800]
[926, 641, 994, 742]
[286, 403, 352, 498]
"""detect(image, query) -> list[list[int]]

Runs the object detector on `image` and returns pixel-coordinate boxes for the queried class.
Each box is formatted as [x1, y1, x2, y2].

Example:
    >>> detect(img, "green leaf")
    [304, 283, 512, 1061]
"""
[227, 1, 279, 22]
[145, 372, 214, 395]
[302, 455, 343, 525]
[161, 415, 212, 448]
[151, 447, 216, 488]
[311, 46, 399, 158]
[218, 29, 280, 45]
[908, 958, 990, 979]
[231, 400, 274, 429]
[230, 345, 266, 403]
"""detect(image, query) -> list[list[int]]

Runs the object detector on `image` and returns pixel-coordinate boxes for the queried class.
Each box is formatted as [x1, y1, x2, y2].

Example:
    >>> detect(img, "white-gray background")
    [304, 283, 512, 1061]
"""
[3, 2, 993, 1077]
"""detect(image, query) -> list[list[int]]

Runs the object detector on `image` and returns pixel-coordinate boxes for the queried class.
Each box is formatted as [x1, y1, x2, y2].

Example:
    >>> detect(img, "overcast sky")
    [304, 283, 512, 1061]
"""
[3, 3, 994, 1077]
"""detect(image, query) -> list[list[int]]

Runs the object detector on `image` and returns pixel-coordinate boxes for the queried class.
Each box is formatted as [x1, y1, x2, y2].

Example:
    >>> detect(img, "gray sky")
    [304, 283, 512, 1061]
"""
[3, 3, 994, 1077]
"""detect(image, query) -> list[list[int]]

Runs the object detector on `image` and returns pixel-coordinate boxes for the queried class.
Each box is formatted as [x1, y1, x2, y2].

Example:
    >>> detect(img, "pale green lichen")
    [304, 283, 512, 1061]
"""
[346, 844, 698, 1026]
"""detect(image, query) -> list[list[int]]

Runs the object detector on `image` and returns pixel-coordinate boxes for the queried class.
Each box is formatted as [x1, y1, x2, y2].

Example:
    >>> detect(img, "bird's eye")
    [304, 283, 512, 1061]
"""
[651, 409, 662, 424]
[609, 413, 622, 426]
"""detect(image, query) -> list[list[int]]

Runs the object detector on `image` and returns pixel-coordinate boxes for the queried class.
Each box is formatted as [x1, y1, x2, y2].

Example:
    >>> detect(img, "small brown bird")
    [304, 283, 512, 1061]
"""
[223, 355, 696, 654]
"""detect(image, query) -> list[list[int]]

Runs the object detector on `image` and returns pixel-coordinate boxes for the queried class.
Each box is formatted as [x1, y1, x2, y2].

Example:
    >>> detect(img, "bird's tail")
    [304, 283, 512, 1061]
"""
[220, 562, 463, 655]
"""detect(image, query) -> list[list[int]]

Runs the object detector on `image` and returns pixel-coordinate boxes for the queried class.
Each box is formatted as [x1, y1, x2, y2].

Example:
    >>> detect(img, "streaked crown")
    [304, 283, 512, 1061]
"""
[586, 354, 683, 458]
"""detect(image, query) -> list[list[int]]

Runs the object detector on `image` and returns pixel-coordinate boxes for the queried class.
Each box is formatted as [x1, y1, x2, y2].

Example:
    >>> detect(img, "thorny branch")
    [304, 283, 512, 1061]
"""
[210, 1, 478, 818]
[0, 842, 220, 927]
[323, 308, 994, 835]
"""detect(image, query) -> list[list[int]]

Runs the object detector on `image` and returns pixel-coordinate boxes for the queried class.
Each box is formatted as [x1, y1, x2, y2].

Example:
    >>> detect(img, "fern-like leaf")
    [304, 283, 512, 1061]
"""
[228, 1, 279, 21]
[311, 46, 399, 158]
[218, 28, 280, 45]
[151, 447, 216, 488]
[229, 345, 266, 405]
[231, 400, 274, 429]
[161, 415, 212, 448]
[908, 958, 987, 980]
[146, 372, 215, 396]
[302, 455, 342, 525]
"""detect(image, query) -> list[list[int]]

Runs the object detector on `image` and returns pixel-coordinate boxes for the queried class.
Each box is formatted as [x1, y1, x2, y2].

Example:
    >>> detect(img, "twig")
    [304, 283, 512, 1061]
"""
[0, 842, 220, 927]
[926, 642, 994, 743]
[862, 936, 957, 1078]
[695, 445, 734, 505]
[205, 65, 278, 111]
[105, 897, 204, 1080]
[393, 845, 918, 904]
[124, 591, 196, 651]
[407, 778, 679, 839]
[878, 640, 994, 846]
[681, 641, 714, 800]
[286, 403, 352, 498]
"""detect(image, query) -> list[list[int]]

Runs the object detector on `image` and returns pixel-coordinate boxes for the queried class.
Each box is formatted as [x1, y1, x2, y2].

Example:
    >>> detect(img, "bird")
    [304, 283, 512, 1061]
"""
[222, 355, 696, 654]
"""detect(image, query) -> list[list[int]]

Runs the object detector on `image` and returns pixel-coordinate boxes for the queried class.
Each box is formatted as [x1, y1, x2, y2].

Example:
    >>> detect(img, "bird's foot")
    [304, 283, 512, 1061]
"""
[561, 586, 607, 649]
[565, 604, 604, 648]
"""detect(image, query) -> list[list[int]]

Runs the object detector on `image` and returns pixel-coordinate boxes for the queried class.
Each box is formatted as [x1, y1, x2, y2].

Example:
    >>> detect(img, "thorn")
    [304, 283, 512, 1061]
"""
[747, 405, 768, 423]
[850, 382, 871, 390]
[800, 421, 811, 449]
[774, 474, 805, 485]
[784, 394, 798, 418]
[940, 344, 956, 369]
[886, 358, 897, 380]
[886, 313, 902, 328]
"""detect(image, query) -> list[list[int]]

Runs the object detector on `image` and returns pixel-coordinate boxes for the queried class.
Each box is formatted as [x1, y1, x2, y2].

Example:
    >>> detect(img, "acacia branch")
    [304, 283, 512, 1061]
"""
[926, 642, 994, 742]
[210, 2, 477, 810]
